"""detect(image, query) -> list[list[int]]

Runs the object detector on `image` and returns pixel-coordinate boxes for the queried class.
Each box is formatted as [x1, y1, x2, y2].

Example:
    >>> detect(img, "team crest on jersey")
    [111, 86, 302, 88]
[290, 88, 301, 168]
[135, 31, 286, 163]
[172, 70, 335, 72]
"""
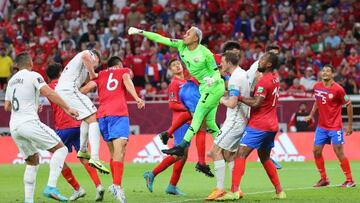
[194, 57, 199, 63]
[169, 92, 175, 99]
[37, 77, 44, 84]
[344, 95, 349, 101]
[328, 93, 333, 99]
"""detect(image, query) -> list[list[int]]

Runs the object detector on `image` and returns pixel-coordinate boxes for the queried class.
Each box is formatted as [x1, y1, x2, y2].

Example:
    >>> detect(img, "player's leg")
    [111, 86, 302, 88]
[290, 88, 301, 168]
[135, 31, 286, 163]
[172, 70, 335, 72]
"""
[195, 123, 207, 165]
[258, 147, 285, 199]
[206, 145, 226, 200]
[77, 121, 90, 159]
[24, 154, 40, 203]
[330, 130, 355, 187]
[313, 127, 330, 187]
[166, 148, 188, 195]
[204, 106, 220, 138]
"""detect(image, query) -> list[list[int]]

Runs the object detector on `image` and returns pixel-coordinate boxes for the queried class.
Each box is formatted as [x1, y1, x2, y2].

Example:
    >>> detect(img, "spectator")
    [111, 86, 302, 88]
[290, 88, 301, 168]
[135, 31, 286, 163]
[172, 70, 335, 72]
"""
[347, 48, 360, 68]
[324, 29, 341, 49]
[157, 81, 168, 101]
[145, 55, 163, 87]
[300, 67, 317, 92]
[288, 78, 306, 94]
[126, 3, 141, 28]
[140, 82, 157, 101]
[0, 45, 12, 90]
[288, 103, 314, 132]
[60, 40, 76, 66]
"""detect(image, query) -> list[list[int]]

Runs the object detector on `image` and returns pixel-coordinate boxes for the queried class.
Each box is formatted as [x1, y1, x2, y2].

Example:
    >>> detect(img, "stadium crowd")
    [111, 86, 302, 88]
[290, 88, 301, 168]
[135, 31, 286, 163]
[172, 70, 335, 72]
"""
[0, 0, 359, 100]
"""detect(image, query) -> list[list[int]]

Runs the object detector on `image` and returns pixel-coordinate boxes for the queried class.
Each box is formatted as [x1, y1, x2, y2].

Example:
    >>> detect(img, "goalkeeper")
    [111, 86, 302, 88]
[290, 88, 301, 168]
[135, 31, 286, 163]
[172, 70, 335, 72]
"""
[128, 27, 225, 156]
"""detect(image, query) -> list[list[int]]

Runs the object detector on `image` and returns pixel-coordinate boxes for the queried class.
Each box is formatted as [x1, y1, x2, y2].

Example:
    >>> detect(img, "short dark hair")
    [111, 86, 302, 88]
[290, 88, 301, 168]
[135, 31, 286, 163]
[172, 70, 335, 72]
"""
[323, 64, 335, 73]
[222, 51, 240, 66]
[46, 63, 62, 80]
[167, 58, 179, 68]
[15, 52, 32, 69]
[266, 44, 280, 52]
[107, 56, 122, 67]
[221, 41, 241, 53]
[90, 49, 101, 64]
[267, 52, 278, 70]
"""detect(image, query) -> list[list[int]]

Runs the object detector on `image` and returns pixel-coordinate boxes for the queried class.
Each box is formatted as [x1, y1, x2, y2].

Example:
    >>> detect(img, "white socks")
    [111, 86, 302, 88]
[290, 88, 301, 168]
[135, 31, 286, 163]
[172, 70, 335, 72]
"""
[214, 160, 226, 190]
[89, 122, 101, 161]
[79, 121, 89, 152]
[24, 165, 39, 203]
[48, 146, 68, 187]
[228, 161, 234, 175]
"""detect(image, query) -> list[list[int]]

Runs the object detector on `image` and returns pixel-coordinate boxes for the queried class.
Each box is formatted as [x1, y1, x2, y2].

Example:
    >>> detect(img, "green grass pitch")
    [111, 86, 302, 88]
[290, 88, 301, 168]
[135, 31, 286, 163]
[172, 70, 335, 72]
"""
[0, 161, 359, 202]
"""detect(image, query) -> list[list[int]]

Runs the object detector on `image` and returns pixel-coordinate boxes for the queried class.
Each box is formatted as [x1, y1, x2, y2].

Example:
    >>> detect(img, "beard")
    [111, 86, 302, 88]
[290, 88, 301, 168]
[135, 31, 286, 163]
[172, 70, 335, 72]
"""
[258, 67, 266, 72]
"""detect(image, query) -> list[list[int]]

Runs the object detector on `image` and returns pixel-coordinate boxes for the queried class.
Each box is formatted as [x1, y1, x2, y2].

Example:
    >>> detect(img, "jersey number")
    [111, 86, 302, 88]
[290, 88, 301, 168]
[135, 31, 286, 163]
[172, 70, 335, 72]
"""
[107, 73, 119, 91]
[12, 89, 19, 111]
[272, 87, 279, 107]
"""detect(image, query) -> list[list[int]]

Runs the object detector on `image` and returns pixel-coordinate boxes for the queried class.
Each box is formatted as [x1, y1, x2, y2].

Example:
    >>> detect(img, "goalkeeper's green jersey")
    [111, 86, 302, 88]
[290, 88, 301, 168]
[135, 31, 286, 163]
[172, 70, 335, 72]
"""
[143, 32, 222, 87]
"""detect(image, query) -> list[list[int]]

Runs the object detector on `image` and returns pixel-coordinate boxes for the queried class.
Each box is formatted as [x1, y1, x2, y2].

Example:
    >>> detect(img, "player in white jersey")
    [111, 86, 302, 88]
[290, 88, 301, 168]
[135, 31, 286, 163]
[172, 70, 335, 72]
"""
[206, 51, 250, 200]
[4, 52, 78, 202]
[55, 49, 110, 174]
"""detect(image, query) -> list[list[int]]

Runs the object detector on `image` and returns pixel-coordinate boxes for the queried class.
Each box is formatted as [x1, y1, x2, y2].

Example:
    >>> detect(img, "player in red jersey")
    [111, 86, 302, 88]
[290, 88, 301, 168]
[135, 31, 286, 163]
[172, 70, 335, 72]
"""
[46, 63, 104, 201]
[143, 58, 191, 195]
[218, 52, 286, 201]
[81, 56, 145, 203]
[306, 65, 355, 188]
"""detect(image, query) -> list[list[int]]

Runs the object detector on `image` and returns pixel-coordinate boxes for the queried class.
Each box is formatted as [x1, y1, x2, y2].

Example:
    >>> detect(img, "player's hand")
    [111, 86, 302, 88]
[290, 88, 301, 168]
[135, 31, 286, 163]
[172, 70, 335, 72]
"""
[304, 115, 312, 122]
[136, 98, 145, 109]
[220, 96, 227, 104]
[346, 128, 353, 136]
[128, 27, 143, 35]
[204, 76, 215, 87]
[65, 108, 79, 119]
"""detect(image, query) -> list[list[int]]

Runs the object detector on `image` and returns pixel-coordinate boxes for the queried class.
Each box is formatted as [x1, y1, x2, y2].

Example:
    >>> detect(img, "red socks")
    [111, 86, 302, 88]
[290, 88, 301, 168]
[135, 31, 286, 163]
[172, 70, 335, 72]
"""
[84, 163, 101, 187]
[340, 158, 353, 182]
[153, 156, 177, 176]
[167, 112, 192, 135]
[170, 160, 186, 186]
[113, 161, 124, 186]
[231, 157, 246, 192]
[196, 130, 206, 165]
[315, 156, 327, 180]
[62, 165, 80, 190]
[263, 159, 282, 193]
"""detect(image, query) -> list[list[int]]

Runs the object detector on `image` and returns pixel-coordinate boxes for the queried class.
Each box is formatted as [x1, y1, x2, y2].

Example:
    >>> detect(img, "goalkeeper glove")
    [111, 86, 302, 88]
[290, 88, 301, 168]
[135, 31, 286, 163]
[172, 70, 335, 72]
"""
[128, 27, 143, 35]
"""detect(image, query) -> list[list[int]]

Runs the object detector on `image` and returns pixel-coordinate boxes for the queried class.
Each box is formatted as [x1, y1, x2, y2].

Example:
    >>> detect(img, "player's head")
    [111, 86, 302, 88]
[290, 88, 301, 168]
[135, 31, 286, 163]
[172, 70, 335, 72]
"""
[258, 52, 278, 73]
[46, 63, 62, 81]
[183, 26, 202, 45]
[321, 64, 335, 82]
[221, 51, 239, 72]
[90, 49, 101, 66]
[107, 56, 123, 68]
[15, 52, 33, 70]
[299, 103, 307, 111]
[221, 41, 241, 53]
[265, 44, 280, 55]
[168, 58, 183, 75]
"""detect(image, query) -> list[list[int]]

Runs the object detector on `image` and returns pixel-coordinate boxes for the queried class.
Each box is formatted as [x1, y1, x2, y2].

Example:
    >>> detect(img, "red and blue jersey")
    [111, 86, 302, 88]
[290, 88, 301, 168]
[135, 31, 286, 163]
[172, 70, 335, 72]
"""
[168, 76, 188, 119]
[313, 81, 350, 130]
[48, 80, 81, 130]
[94, 66, 133, 118]
[248, 73, 280, 132]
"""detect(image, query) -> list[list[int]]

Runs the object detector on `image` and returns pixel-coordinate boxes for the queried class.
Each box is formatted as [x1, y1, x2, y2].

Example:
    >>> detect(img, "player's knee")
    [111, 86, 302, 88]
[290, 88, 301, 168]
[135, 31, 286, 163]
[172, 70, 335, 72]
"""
[313, 148, 322, 157]
[25, 154, 40, 165]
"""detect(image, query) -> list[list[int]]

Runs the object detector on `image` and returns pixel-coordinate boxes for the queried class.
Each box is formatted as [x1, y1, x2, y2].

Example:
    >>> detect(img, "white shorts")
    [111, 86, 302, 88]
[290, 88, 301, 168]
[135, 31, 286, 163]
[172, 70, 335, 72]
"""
[57, 90, 97, 120]
[11, 120, 61, 159]
[214, 121, 247, 152]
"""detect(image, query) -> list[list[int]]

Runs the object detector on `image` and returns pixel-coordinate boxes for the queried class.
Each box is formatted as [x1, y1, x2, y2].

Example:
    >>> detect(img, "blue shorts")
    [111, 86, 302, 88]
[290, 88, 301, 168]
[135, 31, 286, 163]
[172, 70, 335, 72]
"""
[98, 116, 130, 142]
[179, 81, 200, 113]
[314, 127, 344, 146]
[173, 123, 190, 146]
[56, 127, 80, 153]
[240, 127, 277, 150]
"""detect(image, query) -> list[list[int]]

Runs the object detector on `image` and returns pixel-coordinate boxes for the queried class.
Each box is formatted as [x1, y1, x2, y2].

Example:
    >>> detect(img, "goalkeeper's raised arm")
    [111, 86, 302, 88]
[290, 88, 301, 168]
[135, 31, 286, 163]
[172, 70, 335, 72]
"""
[128, 27, 184, 49]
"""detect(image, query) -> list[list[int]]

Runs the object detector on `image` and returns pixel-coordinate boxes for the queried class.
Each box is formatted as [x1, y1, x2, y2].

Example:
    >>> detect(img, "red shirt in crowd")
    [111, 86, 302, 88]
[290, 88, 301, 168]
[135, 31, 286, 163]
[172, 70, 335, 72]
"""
[128, 55, 147, 77]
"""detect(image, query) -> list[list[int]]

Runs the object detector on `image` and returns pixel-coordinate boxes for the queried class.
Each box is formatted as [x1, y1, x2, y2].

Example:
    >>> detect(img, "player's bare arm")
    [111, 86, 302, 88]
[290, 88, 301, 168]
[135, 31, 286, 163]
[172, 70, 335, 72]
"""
[220, 96, 238, 109]
[80, 81, 97, 95]
[306, 102, 318, 122]
[81, 51, 98, 80]
[40, 85, 79, 118]
[238, 95, 265, 108]
[4, 100, 11, 112]
[346, 102, 353, 136]
[123, 73, 145, 109]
